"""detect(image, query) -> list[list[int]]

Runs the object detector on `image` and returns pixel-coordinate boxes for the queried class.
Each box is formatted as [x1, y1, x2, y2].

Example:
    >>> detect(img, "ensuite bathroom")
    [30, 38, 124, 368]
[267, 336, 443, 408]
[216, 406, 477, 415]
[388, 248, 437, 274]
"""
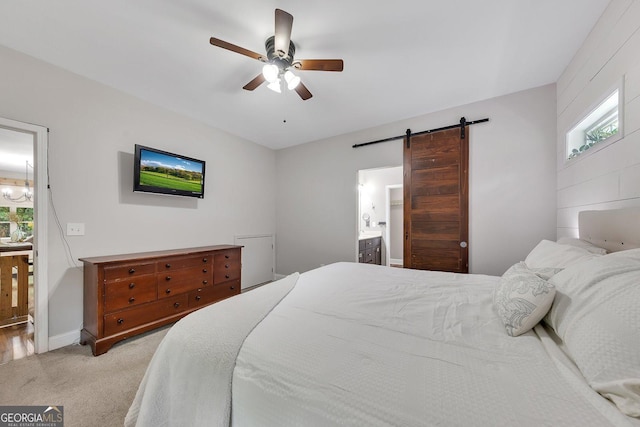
[357, 166, 403, 267]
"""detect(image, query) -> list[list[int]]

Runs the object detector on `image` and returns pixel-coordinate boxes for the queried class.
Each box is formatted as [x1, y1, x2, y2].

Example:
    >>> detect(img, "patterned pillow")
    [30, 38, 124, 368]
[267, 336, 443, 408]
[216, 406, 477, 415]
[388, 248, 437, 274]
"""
[493, 262, 556, 337]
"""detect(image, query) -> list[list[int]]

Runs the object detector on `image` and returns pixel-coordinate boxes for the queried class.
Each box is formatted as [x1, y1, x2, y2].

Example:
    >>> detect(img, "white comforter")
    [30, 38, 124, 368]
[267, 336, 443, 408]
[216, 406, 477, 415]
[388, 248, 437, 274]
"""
[127, 262, 637, 426]
[232, 263, 635, 426]
[125, 273, 298, 427]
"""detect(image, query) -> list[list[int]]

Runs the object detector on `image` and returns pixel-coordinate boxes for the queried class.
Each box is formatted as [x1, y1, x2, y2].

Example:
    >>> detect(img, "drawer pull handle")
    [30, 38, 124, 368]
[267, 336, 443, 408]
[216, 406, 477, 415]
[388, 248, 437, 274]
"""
[166, 289, 171, 294]
[117, 318, 124, 324]
[174, 302, 180, 308]
[225, 264, 230, 269]
[195, 295, 201, 301]
[128, 268, 136, 274]
[129, 297, 135, 303]
[230, 286, 235, 290]
[225, 274, 230, 279]
[166, 276, 172, 281]
[225, 255, 230, 259]
[129, 283, 135, 289]
[165, 263, 171, 269]
[202, 268, 208, 273]
[202, 257, 208, 263]
[202, 280, 208, 285]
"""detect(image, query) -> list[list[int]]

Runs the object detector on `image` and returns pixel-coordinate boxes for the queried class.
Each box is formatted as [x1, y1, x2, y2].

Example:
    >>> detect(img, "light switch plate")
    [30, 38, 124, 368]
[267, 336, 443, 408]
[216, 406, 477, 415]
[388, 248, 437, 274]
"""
[66, 223, 85, 236]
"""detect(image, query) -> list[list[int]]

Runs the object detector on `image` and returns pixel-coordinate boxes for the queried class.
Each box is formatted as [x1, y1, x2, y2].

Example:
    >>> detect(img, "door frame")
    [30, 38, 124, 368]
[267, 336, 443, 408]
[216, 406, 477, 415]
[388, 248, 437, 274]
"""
[384, 184, 403, 267]
[0, 117, 48, 353]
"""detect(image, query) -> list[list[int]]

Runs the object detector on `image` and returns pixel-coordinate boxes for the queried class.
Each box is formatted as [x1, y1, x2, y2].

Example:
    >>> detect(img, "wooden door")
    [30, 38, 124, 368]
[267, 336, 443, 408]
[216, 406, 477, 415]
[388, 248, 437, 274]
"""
[403, 127, 469, 272]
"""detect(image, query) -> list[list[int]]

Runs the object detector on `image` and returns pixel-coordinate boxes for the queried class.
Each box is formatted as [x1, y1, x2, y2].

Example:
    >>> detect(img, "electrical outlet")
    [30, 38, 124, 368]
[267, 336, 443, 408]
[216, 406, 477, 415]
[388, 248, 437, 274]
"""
[66, 223, 85, 236]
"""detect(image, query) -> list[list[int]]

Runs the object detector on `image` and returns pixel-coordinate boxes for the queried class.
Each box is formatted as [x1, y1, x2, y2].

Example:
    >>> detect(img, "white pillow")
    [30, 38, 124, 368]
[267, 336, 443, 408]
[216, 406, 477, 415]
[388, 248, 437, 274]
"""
[493, 262, 556, 337]
[525, 239, 600, 269]
[545, 254, 640, 417]
[605, 247, 640, 261]
[556, 236, 608, 255]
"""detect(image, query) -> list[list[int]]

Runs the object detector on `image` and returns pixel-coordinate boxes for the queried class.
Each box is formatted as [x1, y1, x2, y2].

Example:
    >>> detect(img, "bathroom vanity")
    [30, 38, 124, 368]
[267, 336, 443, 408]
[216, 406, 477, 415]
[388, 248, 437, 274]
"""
[358, 235, 382, 265]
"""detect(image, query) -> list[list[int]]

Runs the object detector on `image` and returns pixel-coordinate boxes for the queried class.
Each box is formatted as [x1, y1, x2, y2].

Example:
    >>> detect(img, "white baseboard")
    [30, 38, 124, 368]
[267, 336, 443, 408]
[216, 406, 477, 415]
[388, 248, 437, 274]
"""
[49, 330, 81, 351]
[390, 258, 403, 266]
[274, 273, 286, 280]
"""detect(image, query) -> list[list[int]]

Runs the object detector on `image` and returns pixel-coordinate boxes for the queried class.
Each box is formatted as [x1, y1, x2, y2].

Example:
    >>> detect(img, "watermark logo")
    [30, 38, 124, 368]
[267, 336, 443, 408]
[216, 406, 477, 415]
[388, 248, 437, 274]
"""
[0, 406, 63, 427]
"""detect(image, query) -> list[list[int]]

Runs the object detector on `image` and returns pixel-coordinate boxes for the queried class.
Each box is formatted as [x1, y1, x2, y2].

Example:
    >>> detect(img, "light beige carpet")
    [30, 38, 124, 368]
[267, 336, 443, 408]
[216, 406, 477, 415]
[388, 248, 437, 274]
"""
[0, 325, 169, 427]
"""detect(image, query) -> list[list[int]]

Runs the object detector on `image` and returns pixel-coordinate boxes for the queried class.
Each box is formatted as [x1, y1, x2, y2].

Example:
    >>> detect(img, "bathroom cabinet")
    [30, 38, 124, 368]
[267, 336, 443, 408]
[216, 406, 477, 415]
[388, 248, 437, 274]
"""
[358, 237, 381, 265]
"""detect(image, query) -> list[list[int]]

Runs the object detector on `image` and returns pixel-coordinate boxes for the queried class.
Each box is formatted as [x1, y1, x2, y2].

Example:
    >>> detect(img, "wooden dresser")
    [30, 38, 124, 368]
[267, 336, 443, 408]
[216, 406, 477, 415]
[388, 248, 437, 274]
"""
[80, 245, 241, 356]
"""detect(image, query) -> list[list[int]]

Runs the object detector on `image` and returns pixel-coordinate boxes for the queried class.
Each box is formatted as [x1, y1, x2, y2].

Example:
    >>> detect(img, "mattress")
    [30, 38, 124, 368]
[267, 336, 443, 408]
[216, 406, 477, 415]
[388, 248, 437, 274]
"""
[231, 262, 636, 426]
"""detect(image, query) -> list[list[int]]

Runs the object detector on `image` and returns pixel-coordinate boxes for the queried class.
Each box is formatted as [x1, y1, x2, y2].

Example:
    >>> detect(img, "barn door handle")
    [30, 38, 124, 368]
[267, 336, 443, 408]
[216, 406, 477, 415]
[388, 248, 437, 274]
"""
[460, 241, 468, 248]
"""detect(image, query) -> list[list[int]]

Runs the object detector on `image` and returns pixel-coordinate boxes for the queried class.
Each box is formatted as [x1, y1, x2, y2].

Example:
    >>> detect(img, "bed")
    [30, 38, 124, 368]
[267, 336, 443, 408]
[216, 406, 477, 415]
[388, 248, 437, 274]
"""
[125, 207, 640, 426]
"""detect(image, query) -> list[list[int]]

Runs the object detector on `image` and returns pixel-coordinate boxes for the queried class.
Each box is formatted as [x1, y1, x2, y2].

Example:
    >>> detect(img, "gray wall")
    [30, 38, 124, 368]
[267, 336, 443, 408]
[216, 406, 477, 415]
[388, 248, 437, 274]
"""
[556, 0, 640, 236]
[276, 84, 557, 276]
[0, 44, 277, 345]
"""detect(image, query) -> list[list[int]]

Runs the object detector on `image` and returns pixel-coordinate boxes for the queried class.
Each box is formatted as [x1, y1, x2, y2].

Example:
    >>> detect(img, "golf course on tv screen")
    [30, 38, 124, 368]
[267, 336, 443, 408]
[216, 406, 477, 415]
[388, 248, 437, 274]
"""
[139, 149, 204, 194]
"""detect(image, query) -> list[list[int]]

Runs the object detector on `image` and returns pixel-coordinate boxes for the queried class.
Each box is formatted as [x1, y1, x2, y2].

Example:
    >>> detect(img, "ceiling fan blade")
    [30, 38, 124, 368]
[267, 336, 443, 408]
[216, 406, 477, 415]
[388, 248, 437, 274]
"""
[296, 59, 344, 72]
[274, 9, 293, 56]
[294, 81, 313, 100]
[243, 74, 266, 91]
[209, 37, 266, 61]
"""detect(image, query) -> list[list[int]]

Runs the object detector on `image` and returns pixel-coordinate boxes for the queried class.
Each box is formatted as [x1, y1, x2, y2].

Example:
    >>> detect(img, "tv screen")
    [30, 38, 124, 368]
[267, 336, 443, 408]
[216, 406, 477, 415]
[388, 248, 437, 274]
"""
[133, 144, 205, 199]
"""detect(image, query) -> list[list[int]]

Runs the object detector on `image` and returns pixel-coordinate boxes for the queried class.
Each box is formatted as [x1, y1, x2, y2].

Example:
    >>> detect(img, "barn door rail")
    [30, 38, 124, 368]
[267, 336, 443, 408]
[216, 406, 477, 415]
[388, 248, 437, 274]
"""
[352, 117, 489, 149]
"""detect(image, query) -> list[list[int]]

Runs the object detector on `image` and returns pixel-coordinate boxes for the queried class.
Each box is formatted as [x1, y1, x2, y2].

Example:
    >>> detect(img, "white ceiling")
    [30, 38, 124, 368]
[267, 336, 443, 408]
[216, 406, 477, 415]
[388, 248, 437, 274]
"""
[0, 1, 609, 150]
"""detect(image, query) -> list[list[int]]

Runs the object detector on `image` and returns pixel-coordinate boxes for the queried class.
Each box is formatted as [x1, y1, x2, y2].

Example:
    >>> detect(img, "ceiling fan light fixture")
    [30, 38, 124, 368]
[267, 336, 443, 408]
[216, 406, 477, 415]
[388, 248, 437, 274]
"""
[262, 63, 279, 83]
[267, 78, 282, 93]
[284, 70, 301, 90]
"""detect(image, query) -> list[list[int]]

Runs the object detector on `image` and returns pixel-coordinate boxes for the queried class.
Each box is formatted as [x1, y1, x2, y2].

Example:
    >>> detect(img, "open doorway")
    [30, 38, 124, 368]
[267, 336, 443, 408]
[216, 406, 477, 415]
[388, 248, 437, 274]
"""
[385, 184, 403, 267]
[357, 166, 403, 267]
[0, 117, 48, 362]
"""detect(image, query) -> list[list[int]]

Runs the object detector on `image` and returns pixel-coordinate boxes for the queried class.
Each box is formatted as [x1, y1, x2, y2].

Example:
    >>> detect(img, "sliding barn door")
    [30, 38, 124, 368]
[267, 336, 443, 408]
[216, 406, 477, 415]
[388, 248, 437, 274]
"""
[403, 127, 469, 273]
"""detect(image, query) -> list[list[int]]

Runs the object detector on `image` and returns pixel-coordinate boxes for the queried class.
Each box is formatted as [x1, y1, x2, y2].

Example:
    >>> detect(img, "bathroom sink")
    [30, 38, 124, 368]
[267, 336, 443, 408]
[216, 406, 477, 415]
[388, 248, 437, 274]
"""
[358, 230, 382, 240]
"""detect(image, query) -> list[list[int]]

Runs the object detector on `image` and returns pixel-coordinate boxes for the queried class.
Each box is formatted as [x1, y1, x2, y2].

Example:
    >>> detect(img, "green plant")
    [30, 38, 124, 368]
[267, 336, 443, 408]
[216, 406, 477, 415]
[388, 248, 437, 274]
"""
[568, 124, 618, 160]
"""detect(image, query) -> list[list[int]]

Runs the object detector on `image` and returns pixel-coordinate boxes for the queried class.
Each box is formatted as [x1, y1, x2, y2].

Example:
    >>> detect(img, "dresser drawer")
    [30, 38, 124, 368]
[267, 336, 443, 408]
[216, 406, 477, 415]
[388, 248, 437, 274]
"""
[214, 249, 241, 284]
[362, 237, 381, 248]
[188, 280, 240, 308]
[104, 294, 188, 336]
[157, 267, 213, 299]
[157, 254, 213, 272]
[104, 262, 156, 282]
[104, 275, 157, 312]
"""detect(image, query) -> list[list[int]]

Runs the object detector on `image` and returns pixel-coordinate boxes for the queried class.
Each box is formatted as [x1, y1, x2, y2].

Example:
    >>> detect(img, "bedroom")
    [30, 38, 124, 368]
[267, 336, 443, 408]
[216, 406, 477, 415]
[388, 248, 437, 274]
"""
[0, 0, 639, 425]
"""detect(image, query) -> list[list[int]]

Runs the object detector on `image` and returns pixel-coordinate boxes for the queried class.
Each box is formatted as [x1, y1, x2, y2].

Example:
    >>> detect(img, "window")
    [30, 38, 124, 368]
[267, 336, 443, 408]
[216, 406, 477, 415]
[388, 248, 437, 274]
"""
[17, 207, 34, 236]
[0, 207, 9, 238]
[566, 88, 622, 160]
[0, 206, 34, 238]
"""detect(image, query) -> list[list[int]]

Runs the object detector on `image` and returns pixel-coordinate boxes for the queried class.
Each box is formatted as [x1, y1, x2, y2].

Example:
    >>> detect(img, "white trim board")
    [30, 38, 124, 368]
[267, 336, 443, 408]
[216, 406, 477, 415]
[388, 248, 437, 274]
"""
[49, 330, 80, 351]
[0, 116, 49, 354]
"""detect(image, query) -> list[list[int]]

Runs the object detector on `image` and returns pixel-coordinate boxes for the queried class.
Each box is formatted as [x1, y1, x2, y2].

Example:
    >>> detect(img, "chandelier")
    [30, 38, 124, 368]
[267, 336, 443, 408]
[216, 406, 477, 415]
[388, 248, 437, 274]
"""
[2, 160, 33, 203]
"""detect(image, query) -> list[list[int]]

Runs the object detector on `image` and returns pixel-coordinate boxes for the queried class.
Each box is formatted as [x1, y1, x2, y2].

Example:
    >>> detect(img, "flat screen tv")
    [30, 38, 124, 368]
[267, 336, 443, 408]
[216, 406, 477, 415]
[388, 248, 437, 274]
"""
[133, 144, 205, 199]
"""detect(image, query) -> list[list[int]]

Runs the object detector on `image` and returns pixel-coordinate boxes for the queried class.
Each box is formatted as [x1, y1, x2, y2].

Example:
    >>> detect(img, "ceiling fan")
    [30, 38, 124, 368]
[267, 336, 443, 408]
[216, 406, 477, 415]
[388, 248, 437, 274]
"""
[209, 9, 344, 100]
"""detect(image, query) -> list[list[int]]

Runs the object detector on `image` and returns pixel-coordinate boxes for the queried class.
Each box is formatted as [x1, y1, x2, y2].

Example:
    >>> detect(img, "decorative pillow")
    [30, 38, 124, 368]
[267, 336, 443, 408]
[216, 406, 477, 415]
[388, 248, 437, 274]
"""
[556, 236, 608, 255]
[493, 262, 556, 337]
[529, 267, 563, 280]
[524, 239, 600, 269]
[545, 254, 640, 417]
